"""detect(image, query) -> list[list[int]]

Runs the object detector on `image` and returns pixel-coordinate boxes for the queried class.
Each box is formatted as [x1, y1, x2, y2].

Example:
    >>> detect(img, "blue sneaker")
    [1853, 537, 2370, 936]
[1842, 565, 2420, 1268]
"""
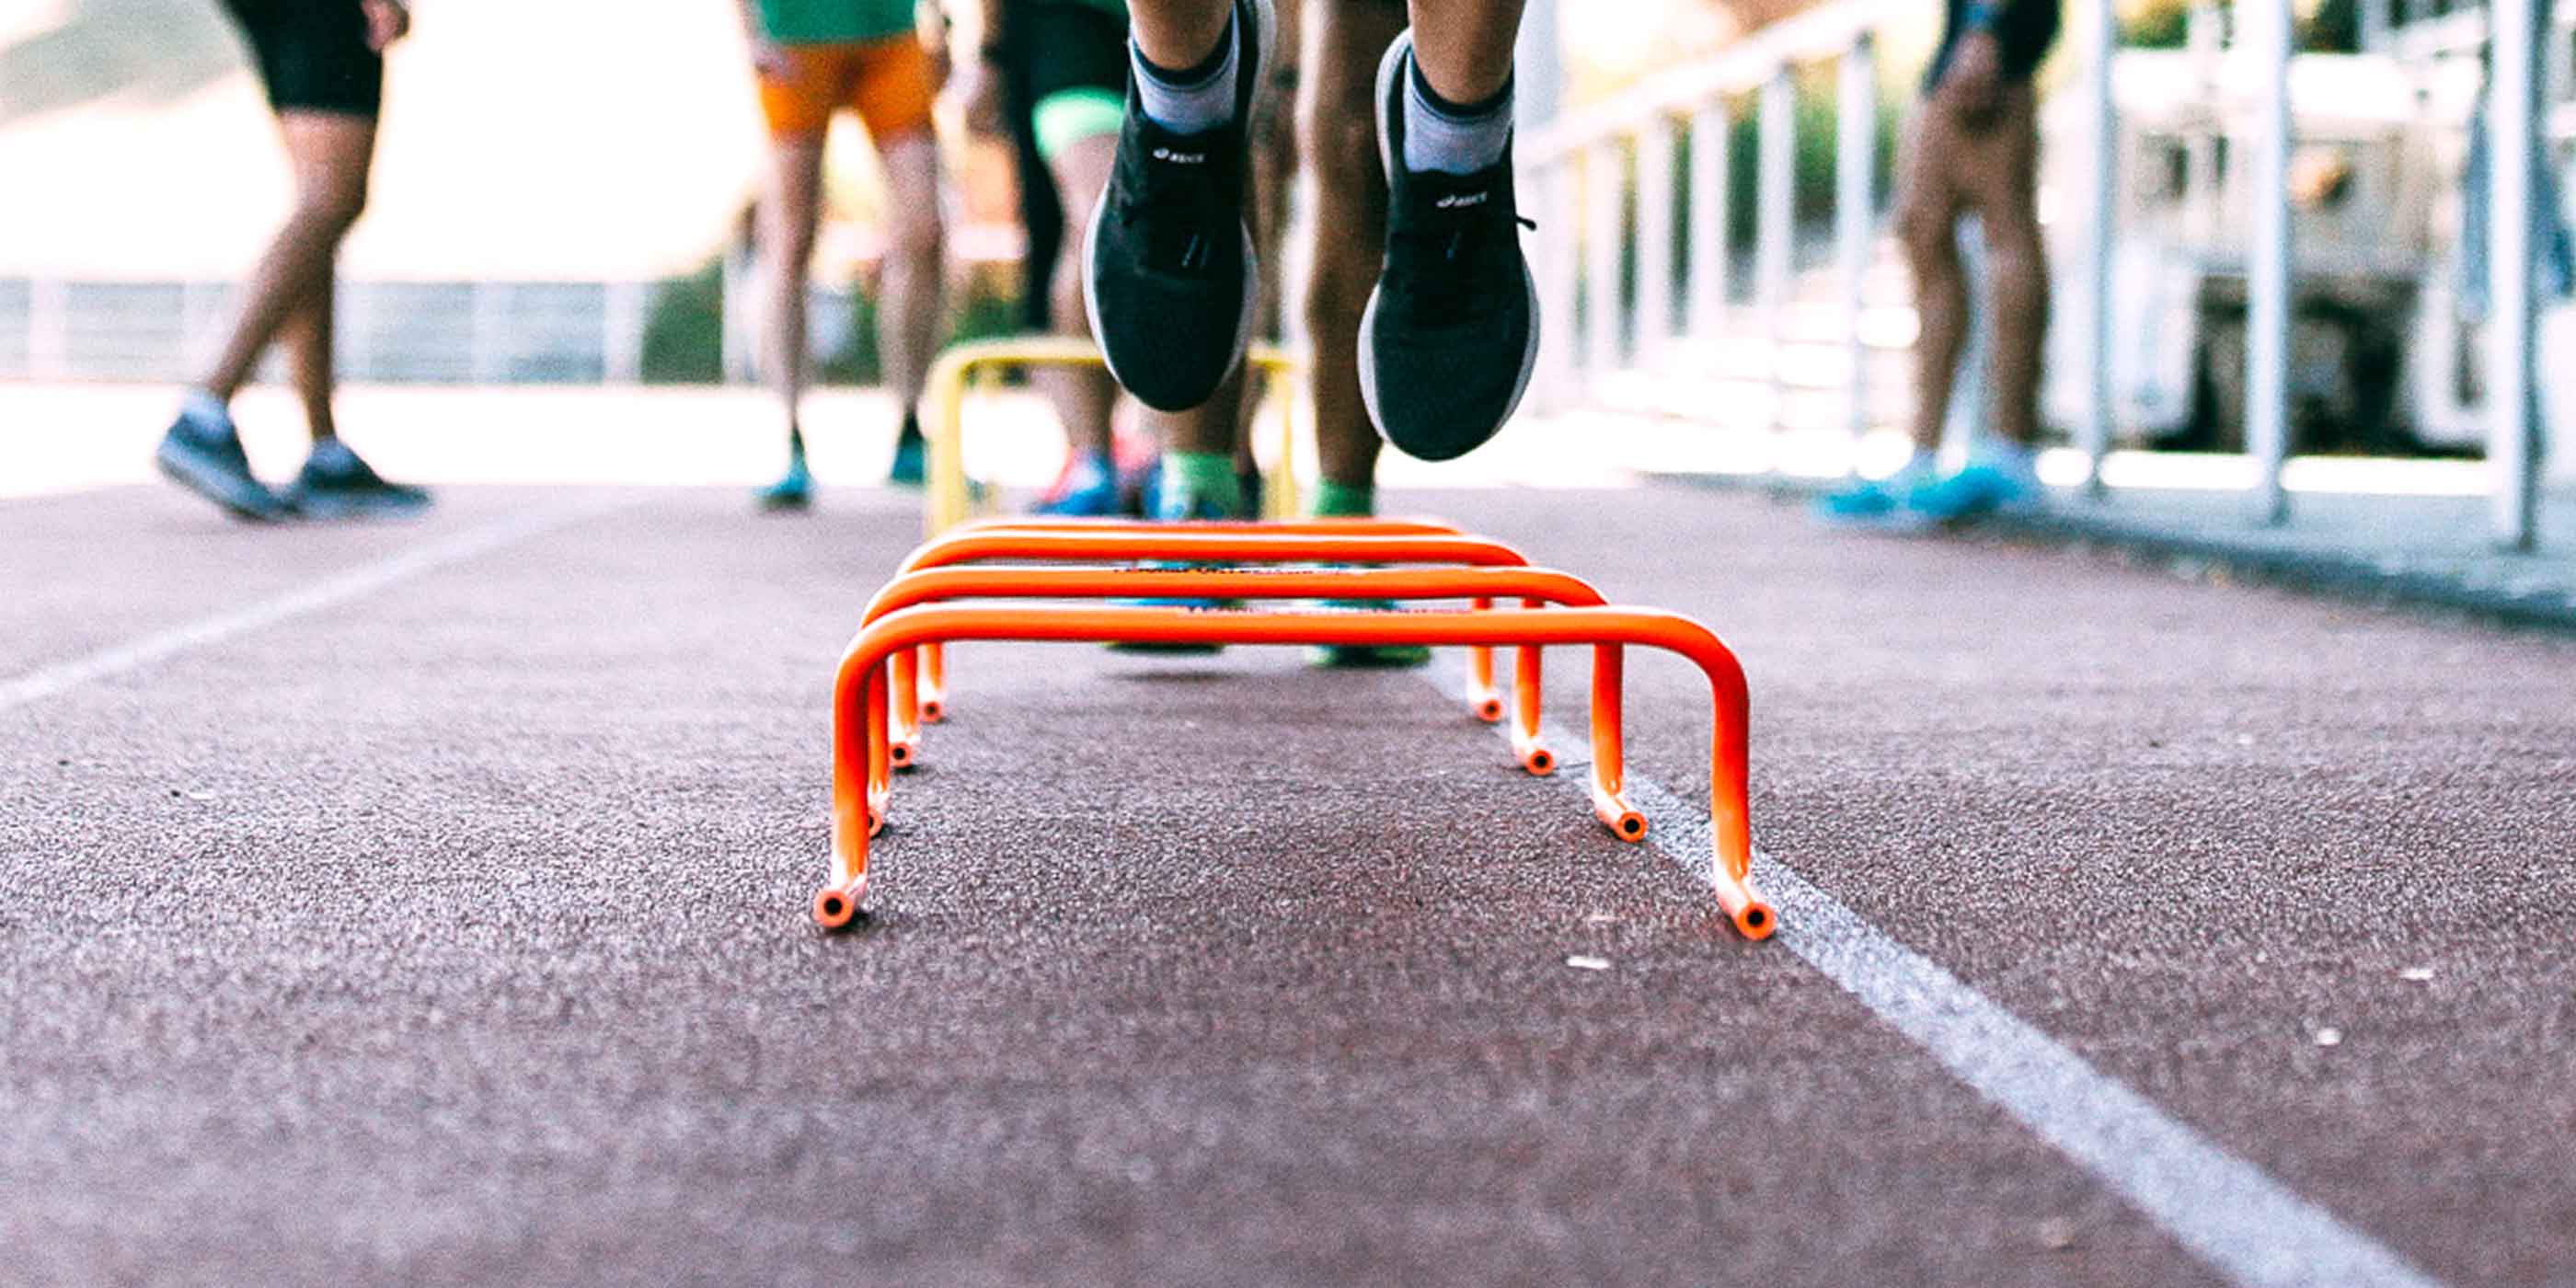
[1109, 479, 1243, 654]
[282, 439, 431, 520]
[1902, 457, 2041, 523]
[155, 406, 285, 522]
[1034, 451, 1124, 517]
[759, 433, 813, 512]
[1812, 477, 1904, 524]
[887, 421, 926, 489]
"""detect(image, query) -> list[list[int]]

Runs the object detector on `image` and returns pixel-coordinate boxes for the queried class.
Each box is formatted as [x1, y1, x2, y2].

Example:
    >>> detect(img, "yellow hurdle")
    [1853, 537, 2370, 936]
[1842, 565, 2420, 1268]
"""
[922, 337, 1303, 535]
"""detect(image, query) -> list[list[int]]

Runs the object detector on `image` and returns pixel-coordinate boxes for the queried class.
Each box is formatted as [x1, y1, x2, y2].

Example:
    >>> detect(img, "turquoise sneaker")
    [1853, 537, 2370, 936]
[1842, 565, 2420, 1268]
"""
[759, 433, 813, 512]
[1903, 457, 2041, 523]
[1108, 476, 1243, 654]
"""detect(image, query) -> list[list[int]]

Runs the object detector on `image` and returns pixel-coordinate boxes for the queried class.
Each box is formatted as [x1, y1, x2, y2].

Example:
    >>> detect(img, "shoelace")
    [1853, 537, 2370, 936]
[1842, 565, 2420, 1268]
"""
[1392, 201, 1536, 325]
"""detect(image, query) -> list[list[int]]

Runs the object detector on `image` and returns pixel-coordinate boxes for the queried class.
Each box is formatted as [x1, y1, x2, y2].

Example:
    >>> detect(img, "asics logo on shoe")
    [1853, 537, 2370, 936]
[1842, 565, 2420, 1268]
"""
[1434, 191, 1490, 209]
[1150, 147, 1207, 164]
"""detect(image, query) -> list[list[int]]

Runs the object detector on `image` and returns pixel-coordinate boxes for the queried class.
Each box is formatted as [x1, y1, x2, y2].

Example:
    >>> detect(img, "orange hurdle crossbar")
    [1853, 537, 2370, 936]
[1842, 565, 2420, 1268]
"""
[824, 603, 1768, 941]
[890, 525, 1538, 742]
[862, 564, 1616, 799]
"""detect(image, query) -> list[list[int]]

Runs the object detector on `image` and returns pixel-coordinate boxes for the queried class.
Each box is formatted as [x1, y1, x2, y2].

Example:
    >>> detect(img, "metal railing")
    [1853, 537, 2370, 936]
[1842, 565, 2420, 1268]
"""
[1516, 0, 2560, 550]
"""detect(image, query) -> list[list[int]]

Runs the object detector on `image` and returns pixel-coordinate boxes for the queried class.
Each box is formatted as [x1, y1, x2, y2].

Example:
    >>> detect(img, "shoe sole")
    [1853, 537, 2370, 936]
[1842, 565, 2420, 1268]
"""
[284, 493, 433, 522]
[1355, 29, 1543, 459]
[1081, 0, 1275, 412]
[155, 443, 282, 523]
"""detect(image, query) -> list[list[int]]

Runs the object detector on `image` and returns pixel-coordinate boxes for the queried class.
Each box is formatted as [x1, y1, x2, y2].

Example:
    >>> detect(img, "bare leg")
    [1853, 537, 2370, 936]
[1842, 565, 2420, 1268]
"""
[761, 131, 827, 439]
[1128, 0, 1235, 70]
[1303, 0, 1409, 492]
[1964, 86, 2047, 449]
[1895, 109, 1966, 454]
[1041, 132, 1120, 460]
[280, 289, 338, 443]
[872, 130, 949, 422]
[201, 113, 376, 402]
[1404, 0, 1524, 103]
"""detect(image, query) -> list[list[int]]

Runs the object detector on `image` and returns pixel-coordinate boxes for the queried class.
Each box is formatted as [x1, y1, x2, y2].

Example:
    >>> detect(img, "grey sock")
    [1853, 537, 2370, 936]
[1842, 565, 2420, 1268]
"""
[1401, 52, 1513, 176]
[1131, 16, 1237, 134]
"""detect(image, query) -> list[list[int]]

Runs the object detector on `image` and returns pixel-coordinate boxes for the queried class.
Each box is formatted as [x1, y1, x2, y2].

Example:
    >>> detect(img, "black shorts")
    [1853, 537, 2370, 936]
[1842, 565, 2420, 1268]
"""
[1010, 0, 1128, 108]
[223, 0, 383, 117]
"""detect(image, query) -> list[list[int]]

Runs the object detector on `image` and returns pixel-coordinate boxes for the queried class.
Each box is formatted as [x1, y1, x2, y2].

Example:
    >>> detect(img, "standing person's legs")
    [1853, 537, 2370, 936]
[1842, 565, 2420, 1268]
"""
[1018, 0, 1130, 514]
[159, 0, 423, 521]
[755, 127, 829, 507]
[853, 34, 949, 488]
[1893, 80, 2047, 521]
[749, 42, 844, 508]
[1896, 106, 1968, 461]
[1963, 84, 2047, 452]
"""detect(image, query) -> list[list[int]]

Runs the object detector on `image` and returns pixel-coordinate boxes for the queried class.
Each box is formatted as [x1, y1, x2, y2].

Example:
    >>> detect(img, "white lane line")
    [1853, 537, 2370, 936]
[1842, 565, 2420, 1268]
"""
[1430, 665, 2439, 1288]
[0, 497, 632, 714]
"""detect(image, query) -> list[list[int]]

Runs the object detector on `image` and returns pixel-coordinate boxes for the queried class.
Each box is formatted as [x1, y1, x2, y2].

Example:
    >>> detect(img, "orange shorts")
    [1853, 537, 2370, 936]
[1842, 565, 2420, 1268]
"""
[757, 35, 937, 140]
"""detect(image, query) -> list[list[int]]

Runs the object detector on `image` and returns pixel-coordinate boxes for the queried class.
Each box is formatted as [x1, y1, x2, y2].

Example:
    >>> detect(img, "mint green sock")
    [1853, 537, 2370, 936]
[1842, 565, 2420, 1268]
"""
[1157, 451, 1245, 519]
[1310, 479, 1374, 519]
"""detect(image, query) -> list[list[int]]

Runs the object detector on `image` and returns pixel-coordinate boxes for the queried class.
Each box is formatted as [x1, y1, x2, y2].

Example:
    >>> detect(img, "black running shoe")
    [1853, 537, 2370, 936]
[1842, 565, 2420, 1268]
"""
[155, 408, 285, 522]
[1082, 0, 1272, 412]
[1359, 31, 1540, 462]
[281, 440, 431, 520]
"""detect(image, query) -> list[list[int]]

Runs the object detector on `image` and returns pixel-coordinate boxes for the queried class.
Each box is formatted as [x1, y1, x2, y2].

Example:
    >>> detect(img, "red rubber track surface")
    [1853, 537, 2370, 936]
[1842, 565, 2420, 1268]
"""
[4, 482, 2572, 1285]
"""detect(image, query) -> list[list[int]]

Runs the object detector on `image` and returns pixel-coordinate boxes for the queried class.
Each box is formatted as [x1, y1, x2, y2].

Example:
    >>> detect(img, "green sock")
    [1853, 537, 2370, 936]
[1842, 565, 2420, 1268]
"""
[1158, 451, 1244, 519]
[1310, 479, 1374, 519]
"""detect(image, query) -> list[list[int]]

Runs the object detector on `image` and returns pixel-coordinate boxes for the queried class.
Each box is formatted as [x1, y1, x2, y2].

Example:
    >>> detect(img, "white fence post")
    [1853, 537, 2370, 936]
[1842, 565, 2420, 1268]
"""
[27, 278, 67, 381]
[1536, 162, 1581, 407]
[1687, 99, 1731, 341]
[2246, 0, 2294, 525]
[1635, 115, 1678, 362]
[2489, 0, 2541, 550]
[1757, 67, 1796, 344]
[604, 281, 648, 385]
[1584, 141, 1626, 384]
[1834, 30, 1877, 443]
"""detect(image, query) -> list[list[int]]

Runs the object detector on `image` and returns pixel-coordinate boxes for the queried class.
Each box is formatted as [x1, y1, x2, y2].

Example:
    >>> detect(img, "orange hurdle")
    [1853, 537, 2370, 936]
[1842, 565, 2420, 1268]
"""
[859, 564, 1620, 811]
[886, 527, 1549, 762]
[912, 518, 1507, 726]
[822, 603, 1767, 940]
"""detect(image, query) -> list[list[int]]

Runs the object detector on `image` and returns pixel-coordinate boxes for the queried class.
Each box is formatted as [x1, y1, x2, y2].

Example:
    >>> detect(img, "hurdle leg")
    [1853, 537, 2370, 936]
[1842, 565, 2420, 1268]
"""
[888, 651, 923, 769]
[1466, 600, 1503, 722]
[1507, 617, 1554, 775]
[819, 669, 885, 929]
[918, 643, 949, 721]
[1700, 650, 1770, 939]
[1586, 644, 1649, 842]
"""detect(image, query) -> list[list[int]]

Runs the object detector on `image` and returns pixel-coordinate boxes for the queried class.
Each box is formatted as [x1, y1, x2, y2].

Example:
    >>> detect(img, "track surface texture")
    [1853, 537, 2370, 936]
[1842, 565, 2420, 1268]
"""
[6, 481, 2572, 1286]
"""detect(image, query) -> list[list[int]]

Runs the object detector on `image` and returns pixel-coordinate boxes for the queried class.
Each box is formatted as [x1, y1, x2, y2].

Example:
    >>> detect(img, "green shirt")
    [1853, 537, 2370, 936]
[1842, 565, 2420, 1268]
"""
[755, 0, 917, 45]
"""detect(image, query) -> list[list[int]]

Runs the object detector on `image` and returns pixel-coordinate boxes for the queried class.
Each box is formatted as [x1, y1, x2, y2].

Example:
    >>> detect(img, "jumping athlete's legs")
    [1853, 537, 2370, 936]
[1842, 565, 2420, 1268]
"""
[1351, 0, 1536, 460]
